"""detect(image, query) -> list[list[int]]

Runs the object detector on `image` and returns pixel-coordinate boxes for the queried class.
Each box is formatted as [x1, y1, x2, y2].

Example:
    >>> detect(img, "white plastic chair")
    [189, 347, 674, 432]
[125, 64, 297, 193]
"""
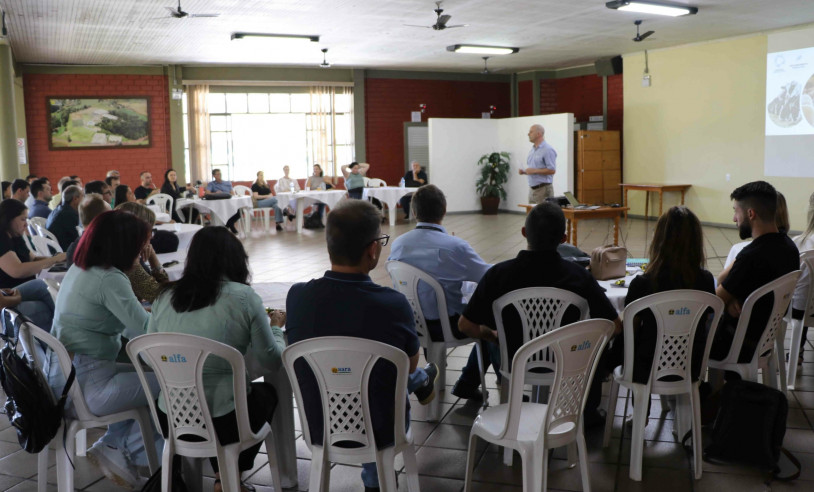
[362, 176, 371, 187]
[283, 336, 420, 492]
[28, 217, 46, 236]
[126, 333, 283, 492]
[601, 290, 724, 481]
[463, 319, 614, 492]
[146, 193, 174, 215]
[708, 270, 801, 392]
[491, 287, 590, 464]
[32, 225, 64, 255]
[787, 251, 814, 389]
[367, 178, 387, 187]
[234, 184, 275, 233]
[8, 310, 159, 492]
[386, 260, 489, 421]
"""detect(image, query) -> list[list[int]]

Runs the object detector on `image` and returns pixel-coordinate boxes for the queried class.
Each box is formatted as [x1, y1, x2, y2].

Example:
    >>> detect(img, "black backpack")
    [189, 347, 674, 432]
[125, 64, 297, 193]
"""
[151, 229, 179, 254]
[703, 379, 800, 483]
[303, 210, 324, 229]
[0, 310, 75, 454]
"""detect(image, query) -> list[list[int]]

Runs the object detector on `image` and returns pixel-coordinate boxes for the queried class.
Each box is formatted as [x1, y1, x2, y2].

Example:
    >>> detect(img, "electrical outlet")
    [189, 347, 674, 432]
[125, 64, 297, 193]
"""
[726, 173, 731, 182]
[642, 74, 651, 87]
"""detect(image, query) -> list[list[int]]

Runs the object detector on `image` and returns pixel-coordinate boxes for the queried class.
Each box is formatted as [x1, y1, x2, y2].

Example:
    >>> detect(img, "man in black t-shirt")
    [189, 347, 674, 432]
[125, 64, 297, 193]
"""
[133, 171, 158, 203]
[458, 202, 621, 424]
[398, 161, 428, 220]
[711, 181, 799, 363]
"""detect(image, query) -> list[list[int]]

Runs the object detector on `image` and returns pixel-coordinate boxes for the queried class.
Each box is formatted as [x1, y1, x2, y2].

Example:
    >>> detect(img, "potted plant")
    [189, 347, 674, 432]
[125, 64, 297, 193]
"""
[476, 151, 510, 215]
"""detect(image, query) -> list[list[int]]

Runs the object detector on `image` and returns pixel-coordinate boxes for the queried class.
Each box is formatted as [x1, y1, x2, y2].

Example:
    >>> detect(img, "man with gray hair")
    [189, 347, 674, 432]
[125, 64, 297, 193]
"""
[398, 160, 428, 220]
[46, 184, 84, 250]
[519, 124, 557, 203]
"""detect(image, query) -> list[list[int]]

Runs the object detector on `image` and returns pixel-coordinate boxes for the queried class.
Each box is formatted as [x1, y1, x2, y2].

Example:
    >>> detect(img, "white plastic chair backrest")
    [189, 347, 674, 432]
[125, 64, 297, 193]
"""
[619, 290, 724, 392]
[126, 333, 260, 454]
[496, 319, 613, 442]
[798, 251, 814, 328]
[32, 227, 63, 254]
[282, 336, 409, 454]
[721, 270, 801, 363]
[385, 260, 455, 343]
[233, 185, 251, 197]
[362, 177, 370, 187]
[12, 310, 98, 421]
[367, 178, 386, 188]
[146, 193, 174, 214]
[27, 217, 46, 236]
[492, 287, 589, 379]
[22, 233, 38, 257]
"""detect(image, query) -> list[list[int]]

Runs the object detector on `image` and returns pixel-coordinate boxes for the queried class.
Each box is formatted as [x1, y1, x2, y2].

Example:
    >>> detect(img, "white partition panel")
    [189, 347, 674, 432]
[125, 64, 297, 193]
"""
[429, 114, 574, 213]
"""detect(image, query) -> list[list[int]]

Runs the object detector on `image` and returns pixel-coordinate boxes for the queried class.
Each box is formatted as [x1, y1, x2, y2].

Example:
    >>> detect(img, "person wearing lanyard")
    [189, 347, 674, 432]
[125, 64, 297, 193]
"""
[519, 124, 557, 204]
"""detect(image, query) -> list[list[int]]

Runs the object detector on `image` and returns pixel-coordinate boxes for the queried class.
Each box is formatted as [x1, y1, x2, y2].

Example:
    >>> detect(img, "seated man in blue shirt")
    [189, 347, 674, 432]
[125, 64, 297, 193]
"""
[287, 199, 437, 492]
[205, 169, 241, 234]
[46, 185, 83, 251]
[28, 178, 53, 219]
[389, 184, 497, 400]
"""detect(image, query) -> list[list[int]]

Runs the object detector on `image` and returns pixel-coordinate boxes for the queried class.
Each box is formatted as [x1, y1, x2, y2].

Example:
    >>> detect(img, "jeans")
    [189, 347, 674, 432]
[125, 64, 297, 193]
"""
[14, 279, 55, 332]
[256, 197, 283, 223]
[399, 193, 414, 218]
[360, 367, 427, 488]
[458, 340, 501, 387]
[46, 353, 164, 467]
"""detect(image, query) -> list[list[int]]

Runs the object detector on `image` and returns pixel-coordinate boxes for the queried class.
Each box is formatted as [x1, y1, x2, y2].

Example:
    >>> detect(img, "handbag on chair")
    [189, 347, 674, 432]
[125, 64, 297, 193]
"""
[590, 245, 627, 280]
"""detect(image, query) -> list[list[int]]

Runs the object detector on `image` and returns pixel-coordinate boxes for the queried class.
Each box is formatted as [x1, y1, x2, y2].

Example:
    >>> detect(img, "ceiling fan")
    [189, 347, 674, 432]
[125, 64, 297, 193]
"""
[405, 2, 468, 31]
[481, 57, 503, 74]
[165, 1, 219, 19]
[632, 20, 654, 42]
[320, 48, 331, 68]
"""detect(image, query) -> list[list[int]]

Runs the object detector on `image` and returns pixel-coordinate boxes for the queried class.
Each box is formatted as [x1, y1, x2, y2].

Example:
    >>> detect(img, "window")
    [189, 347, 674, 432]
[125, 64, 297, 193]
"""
[204, 90, 354, 181]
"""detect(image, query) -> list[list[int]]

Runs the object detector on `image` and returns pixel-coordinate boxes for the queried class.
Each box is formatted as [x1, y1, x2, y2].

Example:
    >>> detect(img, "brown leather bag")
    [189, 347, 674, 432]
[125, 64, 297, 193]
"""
[590, 245, 627, 280]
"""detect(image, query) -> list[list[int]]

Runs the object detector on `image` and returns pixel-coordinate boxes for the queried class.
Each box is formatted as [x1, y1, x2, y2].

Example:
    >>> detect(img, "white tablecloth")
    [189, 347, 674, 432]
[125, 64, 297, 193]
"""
[275, 190, 348, 233]
[363, 187, 414, 226]
[155, 223, 202, 251]
[146, 204, 171, 223]
[596, 269, 643, 313]
[176, 196, 253, 225]
[156, 250, 186, 281]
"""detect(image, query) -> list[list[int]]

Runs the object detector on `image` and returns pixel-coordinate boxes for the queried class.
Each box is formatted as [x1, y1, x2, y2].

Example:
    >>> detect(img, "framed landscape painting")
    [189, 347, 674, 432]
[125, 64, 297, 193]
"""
[47, 97, 151, 149]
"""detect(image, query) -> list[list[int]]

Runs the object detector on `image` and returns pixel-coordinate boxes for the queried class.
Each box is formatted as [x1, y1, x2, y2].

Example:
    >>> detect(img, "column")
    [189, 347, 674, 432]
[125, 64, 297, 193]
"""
[0, 40, 18, 181]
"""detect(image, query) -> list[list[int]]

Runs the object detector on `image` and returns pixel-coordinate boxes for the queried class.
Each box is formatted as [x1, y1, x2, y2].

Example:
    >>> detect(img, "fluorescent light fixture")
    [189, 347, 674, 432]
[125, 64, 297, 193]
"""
[446, 45, 519, 55]
[605, 1, 697, 17]
[231, 32, 320, 43]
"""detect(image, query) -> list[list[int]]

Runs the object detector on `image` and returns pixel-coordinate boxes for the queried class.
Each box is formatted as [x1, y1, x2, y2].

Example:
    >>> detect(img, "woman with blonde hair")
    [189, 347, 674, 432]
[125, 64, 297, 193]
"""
[251, 171, 284, 231]
[115, 202, 169, 303]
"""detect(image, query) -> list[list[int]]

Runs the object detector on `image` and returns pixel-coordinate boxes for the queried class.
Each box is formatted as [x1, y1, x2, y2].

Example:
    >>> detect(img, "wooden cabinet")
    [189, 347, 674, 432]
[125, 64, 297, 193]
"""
[575, 130, 621, 205]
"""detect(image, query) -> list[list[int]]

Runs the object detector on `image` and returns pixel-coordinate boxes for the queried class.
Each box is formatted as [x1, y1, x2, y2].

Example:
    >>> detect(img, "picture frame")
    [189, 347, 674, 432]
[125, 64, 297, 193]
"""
[47, 97, 152, 150]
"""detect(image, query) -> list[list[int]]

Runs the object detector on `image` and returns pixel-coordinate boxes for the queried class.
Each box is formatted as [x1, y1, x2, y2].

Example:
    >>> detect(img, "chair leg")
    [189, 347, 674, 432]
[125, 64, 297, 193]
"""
[401, 444, 420, 492]
[788, 318, 804, 389]
[474, 340, 489, 407]
[161, 444, 173, 492]
[37, 448, 48, 492]
[263, 209, 271, 232]
[521, 446, 545, 492]
[75, 429, 87, 456]
[629, 386, 649, 481]
[216, 447, 241, 492]
[463, 433, 479, 492]
[566, 442, 577, 468]
[603, 378, 619, 447]
[775, 329, 788, 396]
[309, 447, 329, 492]
[376, 448, 398, 492]
[135, 408, 159, 474]
[56, 425, 77, 492]
[691, 385, 703, 480]
[577, 431, 592, 492]
[263, 433, 283, 492]
[426, 344, 445, 422]
[499, 378, 513, 466]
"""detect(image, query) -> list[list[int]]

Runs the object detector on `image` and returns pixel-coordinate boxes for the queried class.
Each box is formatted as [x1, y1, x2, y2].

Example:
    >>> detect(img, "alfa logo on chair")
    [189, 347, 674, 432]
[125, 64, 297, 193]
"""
[570, 340, 592, 352]
[160, 354, 187, 363]
[331, 367, 352, 374]
[668, 307, 691, 316]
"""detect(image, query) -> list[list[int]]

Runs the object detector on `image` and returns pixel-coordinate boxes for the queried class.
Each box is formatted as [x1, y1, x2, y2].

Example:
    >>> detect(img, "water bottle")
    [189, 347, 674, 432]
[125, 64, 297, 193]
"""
[289, 182, 295, 193]
[399, 177, 405, 188]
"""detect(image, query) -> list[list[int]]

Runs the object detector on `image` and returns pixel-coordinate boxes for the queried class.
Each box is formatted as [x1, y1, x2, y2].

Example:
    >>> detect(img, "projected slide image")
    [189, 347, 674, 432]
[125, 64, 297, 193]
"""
[804, 75, 814, 127]
[767, 81, 802, 127]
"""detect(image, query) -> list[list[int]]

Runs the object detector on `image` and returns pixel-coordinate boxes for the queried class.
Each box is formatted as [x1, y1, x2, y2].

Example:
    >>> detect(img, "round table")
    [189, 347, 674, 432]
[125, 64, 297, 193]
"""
[176, 196, 253, 226]
[275, 190, 348, 233]
[362, 187, 414, 226]
[155, 223, 202, 251]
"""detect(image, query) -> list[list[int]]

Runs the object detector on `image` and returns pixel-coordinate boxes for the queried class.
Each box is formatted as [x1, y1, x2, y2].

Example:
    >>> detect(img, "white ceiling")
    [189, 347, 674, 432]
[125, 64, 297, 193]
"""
[2, 0, 814, 73]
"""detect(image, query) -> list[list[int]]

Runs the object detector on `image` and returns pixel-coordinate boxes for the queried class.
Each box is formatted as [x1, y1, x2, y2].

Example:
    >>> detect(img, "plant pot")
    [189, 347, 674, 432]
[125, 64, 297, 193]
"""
[480, 196, 500, 215]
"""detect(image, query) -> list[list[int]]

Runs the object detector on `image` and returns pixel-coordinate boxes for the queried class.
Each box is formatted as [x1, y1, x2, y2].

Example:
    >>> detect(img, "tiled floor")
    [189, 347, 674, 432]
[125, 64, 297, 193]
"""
[1, 212, 812, 491]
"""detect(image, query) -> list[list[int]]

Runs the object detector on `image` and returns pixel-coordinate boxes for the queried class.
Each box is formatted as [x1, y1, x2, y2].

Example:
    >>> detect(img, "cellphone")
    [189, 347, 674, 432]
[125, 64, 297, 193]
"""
[162, 260, 179, 268]
[0, 291, 9, 296]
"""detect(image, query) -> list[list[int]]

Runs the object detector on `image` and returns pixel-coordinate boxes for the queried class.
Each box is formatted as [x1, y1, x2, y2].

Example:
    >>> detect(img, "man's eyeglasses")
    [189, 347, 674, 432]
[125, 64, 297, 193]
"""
[369, 234, 390, 247]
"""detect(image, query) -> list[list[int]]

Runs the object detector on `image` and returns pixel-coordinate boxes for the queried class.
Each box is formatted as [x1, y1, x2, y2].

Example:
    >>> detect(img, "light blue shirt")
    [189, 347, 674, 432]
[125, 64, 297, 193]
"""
[388, 222, 492, 319]
[526, 140, 557, 186]
[207, 180, 233, 193]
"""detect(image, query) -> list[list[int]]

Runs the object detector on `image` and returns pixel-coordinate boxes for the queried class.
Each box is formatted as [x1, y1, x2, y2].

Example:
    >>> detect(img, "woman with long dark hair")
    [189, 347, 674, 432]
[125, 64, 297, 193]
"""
[112, 184, 135, 208]
[0, 198, 62, 330]
[148, 226, 285, 492]
[160, 168, 198, 223]
[48, 210, 163, 489]
[618, 206, 714, 384]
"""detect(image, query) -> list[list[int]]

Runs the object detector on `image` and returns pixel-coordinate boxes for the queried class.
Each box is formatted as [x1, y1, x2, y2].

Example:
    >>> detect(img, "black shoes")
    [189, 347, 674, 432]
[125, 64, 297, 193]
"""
[451, 380, 484, 400]
[276, 223, 283, 231]
[583, 408, 607, 429]
[414, 363, 439, 405]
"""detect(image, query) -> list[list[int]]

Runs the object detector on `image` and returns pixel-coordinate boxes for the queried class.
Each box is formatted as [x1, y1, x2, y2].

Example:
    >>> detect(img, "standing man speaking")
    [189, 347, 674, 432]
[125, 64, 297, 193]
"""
[519, 124, 557, 203]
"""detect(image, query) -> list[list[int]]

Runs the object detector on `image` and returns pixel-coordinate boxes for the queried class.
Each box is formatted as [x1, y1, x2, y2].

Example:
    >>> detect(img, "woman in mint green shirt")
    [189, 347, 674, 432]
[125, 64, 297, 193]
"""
[147, 226, 285, 492]
[48, 210, 163, 490]
[341, 161, 370, 199]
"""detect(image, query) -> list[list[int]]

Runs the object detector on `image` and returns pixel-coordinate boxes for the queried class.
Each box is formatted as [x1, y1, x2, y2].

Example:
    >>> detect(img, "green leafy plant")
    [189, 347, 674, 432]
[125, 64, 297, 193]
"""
[476, 151, 511, 200]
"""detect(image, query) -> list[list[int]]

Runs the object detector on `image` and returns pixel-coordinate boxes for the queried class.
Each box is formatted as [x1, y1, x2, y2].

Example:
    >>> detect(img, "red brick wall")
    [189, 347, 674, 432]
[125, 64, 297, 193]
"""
[518, 80, 534, 116]
[22, 73, 172, 188]
[365, 77, 510, 185]
[606, 74, 623, 132]
[540, 74, 604, 122]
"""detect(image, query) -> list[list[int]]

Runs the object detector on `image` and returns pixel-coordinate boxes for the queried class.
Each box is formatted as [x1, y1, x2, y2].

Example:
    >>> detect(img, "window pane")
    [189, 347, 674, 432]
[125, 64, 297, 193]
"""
[335, 114, 352, 145]
[230, 113, 307, 181]
[182, 93, 188, 114]
[184, 149, 190, 184]
[211, 132, 229, 164]
[248, 93, 270, 113]
[270, 94, 290, 113]
[335, 93, 351, 113]
[208, 93, 226, 113]
[290, 94, 310, 113]
[226, 93, 248, 114]
[182, 117, 189, 149]
[335, 145, 354, 167]
[210, 115, 228, 132]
